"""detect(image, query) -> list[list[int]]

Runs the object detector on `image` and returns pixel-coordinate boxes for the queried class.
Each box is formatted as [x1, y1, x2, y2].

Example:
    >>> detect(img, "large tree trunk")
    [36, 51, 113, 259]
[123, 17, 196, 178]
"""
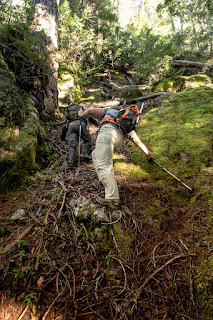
[31, 0, 60, 119]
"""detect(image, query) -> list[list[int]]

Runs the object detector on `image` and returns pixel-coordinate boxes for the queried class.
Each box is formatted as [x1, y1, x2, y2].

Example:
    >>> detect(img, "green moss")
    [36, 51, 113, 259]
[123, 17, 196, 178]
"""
[154, 75, 212, 93]
[0, 95, 50, 192]
[0, 68, 23, 126]
[154, 76, 186, 93]
[113, 154, 151, 181]
[130, 87, 213, 186]
[93, 226, 109, 242]
[0, 52, 9, 71]
[194, 255, 213, 320]
[113, 222, 133, 261]
[183, 75, 212, 90]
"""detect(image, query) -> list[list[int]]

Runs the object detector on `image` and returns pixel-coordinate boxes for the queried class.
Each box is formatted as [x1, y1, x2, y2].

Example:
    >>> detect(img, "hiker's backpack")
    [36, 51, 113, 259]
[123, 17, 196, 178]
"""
[100, 105, 141, 134]
[64, 103, 81, 121]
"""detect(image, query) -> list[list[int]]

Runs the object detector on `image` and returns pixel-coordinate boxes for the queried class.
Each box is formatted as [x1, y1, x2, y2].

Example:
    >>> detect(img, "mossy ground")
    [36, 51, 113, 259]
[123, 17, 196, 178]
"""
[117, 87, 213, 184]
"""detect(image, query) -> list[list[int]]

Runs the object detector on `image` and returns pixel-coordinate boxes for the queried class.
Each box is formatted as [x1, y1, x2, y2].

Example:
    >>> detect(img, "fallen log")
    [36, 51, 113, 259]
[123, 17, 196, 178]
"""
[126, 91, 170, 104]
[170, 59, 213, 69]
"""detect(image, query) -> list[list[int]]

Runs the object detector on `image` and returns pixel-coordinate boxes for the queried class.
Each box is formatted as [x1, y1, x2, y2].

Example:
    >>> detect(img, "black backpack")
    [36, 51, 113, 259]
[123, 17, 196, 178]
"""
[100, 105, 141, 134]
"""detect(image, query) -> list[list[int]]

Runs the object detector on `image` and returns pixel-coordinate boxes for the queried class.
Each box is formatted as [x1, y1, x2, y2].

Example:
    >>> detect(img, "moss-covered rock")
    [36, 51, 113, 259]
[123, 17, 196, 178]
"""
[154, 76, 186, 92]
[0, 66, 50, 192]
[154, 74, 213, 93]
[130, 87, 213, 185]
[184, 74, 213, 90]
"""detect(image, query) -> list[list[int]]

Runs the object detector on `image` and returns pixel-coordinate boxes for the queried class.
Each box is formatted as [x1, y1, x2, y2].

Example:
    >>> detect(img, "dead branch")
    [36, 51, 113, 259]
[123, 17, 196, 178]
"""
[125, 92, 170, 104]
[111, 256, 127, 295]
[42, 290, 64, 320]
[65, 263, 76, 301]
[169, 59, 213, 69]
[17, 305, 29, 320]
[95, 273, 105, 300]
[134, 254, 187, 302]
[3, 225, 33, 254]
[57, 191, 67, 220]
[101, 210, 122, 225]
[109, 212, 120, 252]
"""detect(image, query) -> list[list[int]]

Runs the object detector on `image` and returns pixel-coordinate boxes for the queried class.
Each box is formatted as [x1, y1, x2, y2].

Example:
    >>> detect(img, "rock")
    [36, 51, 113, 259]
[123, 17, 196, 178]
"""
[111, 210, 121, 221]
[180, 151, 191, 164]
[92, 207, 109, 223]
[70, 197, 122, 224]
[37, 276, 44, 288]
[10, 209, 26, 221]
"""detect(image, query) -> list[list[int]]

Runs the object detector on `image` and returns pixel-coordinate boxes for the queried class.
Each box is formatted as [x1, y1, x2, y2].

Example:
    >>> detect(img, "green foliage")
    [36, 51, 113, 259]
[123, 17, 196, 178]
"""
[0, 0, 33, 27]
[160, 0, 213, 59]
[24, 292, 37, 309]
[0, 226, 11, 236]
[58, 0, 213, 87]
[0, 1, 51, 76]
[13, 267, 29, 279]
[75, 226, 86, 241]
[105, 252, 113, 266]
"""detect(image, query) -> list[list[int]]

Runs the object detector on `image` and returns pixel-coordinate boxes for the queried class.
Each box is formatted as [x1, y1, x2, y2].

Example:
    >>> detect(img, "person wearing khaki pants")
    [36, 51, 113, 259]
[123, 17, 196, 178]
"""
[78, 107, 153, 208]
[92, 124, 123, 201]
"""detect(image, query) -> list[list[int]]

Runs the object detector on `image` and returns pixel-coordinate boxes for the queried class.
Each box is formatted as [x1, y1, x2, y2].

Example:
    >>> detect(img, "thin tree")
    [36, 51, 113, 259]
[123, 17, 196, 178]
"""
[30, 0, 60, 117]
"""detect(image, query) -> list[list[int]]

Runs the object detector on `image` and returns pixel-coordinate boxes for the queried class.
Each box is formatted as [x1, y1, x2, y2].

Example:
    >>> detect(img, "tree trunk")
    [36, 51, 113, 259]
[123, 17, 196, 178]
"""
[31, 0, 60, 119]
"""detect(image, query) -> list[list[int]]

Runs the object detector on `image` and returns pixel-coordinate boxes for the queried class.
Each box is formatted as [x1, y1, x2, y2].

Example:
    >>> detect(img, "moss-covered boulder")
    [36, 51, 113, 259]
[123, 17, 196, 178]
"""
[154, 76, 186, 92]
[0, 61, 49, 193]
[128, 87, 213, 194]
[154, 74, 213, 93]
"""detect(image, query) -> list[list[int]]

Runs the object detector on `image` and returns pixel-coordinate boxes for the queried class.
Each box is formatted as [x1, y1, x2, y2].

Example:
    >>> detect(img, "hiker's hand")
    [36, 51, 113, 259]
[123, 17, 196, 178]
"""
[78, 108, 84, 117]
[146, 151, 153, 161]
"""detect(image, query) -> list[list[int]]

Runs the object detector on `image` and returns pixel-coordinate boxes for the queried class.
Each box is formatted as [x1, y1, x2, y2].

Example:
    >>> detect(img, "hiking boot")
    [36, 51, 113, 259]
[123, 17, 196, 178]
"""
[96, 196, 120, 209]
[81, 143, 91, 157]
[67, 154, 75, 166]
[68, 147, 76, 166]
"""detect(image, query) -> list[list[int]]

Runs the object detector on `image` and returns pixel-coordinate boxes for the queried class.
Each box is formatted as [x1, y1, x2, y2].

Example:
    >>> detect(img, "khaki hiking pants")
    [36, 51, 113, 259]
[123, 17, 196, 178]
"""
[92, 125, 123, 200]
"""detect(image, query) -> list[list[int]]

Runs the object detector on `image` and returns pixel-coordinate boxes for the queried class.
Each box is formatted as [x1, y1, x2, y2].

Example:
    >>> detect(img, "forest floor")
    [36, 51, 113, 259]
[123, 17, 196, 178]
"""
[0, 76, 212, 319]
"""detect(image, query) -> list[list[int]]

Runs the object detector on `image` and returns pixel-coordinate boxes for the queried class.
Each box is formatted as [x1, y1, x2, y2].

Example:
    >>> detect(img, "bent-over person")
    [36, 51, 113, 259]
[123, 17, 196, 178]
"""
[78, 106, 153, 208]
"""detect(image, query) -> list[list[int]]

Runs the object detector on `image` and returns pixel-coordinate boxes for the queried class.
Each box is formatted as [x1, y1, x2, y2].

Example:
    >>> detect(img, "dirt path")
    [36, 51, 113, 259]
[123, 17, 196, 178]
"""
[0, 121, 209, 320]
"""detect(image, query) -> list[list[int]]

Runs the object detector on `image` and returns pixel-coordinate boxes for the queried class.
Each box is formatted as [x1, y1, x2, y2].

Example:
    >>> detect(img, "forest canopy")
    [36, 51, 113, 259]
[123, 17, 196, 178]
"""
[0, 0, 212, 89]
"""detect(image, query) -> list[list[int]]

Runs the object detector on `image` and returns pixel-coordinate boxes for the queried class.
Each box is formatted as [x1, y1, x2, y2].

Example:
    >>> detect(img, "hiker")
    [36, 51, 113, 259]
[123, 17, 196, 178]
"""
[61, 103, 99, 166]
[78, 106, 153, 208]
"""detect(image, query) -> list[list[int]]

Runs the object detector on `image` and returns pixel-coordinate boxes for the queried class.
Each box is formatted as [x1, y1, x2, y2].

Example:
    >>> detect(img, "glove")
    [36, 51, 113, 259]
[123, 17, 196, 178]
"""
[146, 152, 153, 162]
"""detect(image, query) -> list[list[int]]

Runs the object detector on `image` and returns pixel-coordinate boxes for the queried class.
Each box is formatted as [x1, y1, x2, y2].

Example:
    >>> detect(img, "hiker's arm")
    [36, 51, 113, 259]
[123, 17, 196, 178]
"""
[88, 116, 100, 127]
[78, 107, 105, 119]
[129, 134, 153, 161]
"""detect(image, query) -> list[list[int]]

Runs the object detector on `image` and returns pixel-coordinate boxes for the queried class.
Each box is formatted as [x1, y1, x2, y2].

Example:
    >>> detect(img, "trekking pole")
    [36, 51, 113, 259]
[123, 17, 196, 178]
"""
[139, 102, 145, 115]
[136, 102, 144, 126]
[152, 159, 193, 191]
[75, 119, 82, 181]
